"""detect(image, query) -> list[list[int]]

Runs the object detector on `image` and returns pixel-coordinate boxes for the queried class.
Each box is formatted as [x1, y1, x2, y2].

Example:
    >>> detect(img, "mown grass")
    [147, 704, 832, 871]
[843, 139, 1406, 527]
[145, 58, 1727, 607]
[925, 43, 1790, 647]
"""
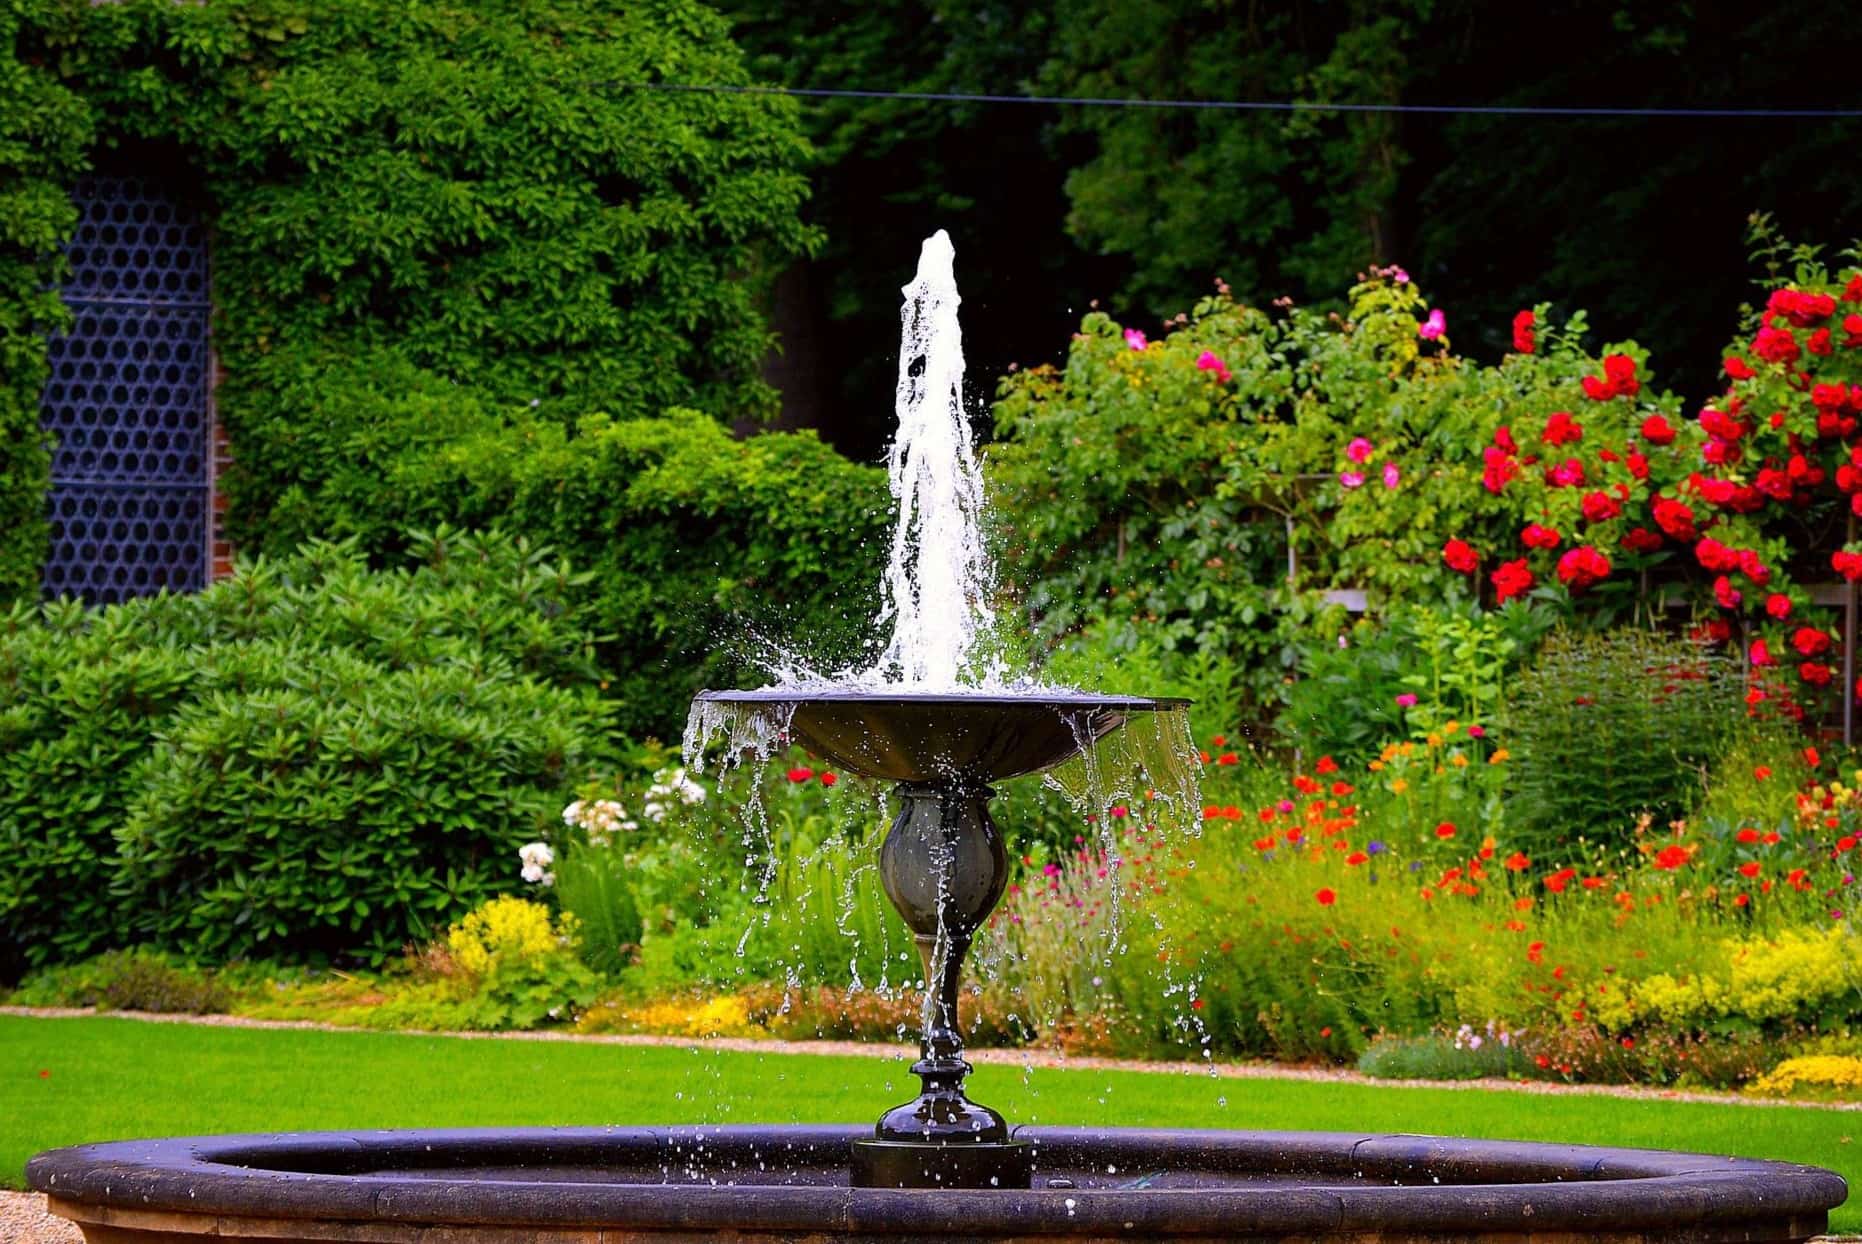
[3, 1014, 1855, 1230]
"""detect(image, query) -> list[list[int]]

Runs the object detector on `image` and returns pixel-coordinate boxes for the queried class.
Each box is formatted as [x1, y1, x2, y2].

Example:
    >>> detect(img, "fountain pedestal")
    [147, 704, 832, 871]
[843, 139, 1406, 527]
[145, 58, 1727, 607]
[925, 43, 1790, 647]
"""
[851, 783, 1033, 1189]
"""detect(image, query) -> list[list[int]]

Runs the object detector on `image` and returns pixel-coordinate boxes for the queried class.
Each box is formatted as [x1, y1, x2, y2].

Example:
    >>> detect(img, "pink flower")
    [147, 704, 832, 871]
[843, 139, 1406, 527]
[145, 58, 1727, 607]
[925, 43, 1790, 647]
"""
[1390, 266, 1411, 284]
[1382, 462, 1401, 489]
[1468, 725, 1486, 738]
[1276, 799, 1295, 814]
[1396, 693, 1419, 707]
[1340, 471, 1365, 489]
[1196, 351, 1232, 383]
[1124, 328, 1147, 350]
[1418, 309, 1446, 340]
[1346, 437, 1373, 463]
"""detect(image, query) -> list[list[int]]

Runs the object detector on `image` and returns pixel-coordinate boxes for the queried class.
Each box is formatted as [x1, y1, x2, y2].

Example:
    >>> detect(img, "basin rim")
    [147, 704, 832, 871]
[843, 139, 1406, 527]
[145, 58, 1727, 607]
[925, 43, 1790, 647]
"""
[26, 1124, 1847, 1237]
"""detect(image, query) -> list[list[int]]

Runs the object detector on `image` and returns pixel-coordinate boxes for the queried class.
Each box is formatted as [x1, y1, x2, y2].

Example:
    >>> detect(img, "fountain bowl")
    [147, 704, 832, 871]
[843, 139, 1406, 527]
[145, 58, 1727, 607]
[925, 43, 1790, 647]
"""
[29, 1124, 1845, 1242]
[692, 688, 1188, 784]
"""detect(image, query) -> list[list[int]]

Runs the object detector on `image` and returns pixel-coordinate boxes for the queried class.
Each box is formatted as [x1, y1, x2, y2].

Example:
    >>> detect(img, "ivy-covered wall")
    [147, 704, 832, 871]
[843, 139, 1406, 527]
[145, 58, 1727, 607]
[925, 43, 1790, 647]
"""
[1, 0, 821, 592]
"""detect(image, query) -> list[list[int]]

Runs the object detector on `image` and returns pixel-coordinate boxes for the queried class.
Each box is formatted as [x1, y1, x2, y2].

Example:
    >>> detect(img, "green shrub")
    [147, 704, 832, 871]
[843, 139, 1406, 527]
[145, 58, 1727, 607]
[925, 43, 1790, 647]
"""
[1503, 629, 1741, 858]
[0, 530, 612, 974]
[1357, 1030, 1532, 1081]
[8, 949, 233, 1014]
[552, 841, 644, 978]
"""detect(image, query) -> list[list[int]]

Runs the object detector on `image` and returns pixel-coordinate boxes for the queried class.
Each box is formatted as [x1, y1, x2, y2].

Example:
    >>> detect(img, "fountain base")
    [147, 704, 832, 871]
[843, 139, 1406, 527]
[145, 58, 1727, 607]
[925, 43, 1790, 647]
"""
[850, 1136, 1035, 1189]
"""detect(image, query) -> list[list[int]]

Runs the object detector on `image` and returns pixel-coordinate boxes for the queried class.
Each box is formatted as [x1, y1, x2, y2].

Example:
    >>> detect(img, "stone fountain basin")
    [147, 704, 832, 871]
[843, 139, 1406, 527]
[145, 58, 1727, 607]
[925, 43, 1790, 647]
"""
[28, 1124, 1846, 1242]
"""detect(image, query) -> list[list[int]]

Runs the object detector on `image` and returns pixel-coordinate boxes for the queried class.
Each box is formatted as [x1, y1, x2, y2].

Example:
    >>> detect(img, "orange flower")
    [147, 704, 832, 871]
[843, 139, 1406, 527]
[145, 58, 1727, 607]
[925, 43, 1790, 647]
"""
[1737, 861, 1762, 878]
[1503, 851, 1530, 872]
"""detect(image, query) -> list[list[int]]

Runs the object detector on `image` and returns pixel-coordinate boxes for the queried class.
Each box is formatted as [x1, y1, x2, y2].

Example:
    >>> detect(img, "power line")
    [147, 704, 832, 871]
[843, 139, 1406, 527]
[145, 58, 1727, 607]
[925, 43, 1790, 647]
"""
[609, 80, 1862, 119]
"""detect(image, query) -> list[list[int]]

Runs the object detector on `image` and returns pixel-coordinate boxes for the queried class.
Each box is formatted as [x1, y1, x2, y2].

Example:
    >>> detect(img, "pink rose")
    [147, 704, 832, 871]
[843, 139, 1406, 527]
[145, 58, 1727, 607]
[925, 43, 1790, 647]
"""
[1418, 309, 1446, 340]
[1340, 471, 1365, 489]
[1346, 437, 1373, 463]
[1382, 462, 1401, 489]
[1124, 328, 1147, 350]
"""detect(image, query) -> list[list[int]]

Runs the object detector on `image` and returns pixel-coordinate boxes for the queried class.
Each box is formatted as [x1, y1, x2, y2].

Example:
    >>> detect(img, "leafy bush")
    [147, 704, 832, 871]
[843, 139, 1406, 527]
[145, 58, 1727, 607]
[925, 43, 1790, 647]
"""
[7, 949, 233, 1015]
[1357, 1030, 1532, 1081]
[1503, 629, 1741, 857]
[0, 531, 612, 974]
[552, 841, 644, 978]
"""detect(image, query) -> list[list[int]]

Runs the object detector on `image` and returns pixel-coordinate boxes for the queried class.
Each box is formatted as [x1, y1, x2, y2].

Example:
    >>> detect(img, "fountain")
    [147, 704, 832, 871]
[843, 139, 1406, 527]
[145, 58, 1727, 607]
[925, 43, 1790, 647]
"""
[27, 232, 1848, 1241]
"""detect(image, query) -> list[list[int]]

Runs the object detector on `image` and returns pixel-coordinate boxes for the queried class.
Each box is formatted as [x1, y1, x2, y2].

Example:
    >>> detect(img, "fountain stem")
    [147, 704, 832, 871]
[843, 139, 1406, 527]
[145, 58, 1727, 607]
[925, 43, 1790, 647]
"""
[850, 782, 1034, 1188]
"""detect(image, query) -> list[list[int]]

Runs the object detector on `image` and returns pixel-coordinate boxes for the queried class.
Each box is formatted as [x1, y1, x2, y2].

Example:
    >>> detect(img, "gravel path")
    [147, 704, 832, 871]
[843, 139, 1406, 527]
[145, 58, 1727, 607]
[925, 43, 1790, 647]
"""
[0, 1190, 80, 1242]
[6, 1004, 1859, 1112]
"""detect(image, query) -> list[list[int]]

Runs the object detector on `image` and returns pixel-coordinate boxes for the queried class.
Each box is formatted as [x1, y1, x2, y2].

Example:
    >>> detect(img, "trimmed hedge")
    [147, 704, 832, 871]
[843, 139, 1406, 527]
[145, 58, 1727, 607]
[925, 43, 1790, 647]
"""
[0, 531, 613, 975]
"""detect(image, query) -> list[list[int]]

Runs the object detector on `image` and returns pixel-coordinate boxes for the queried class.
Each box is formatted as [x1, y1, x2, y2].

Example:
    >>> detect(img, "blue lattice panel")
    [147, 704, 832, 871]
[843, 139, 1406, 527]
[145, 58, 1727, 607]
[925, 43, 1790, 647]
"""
[41, 175, 211, 603]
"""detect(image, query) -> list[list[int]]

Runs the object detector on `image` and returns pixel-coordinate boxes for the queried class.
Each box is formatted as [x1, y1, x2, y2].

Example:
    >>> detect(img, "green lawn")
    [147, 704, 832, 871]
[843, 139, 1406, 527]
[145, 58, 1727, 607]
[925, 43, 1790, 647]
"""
[4, 1015, 1856, 1230]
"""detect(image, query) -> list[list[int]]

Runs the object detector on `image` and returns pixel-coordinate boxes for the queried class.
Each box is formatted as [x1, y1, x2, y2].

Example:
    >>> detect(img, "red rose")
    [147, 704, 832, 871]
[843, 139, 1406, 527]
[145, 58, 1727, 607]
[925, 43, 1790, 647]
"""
[1845, 274, 1862, 303]
[1491, 558, 1534, 602]
[1621, 527, 1663, 553]
[1801, 662, 1834, 687]
[1512, 309, 1536, 354]
[1481, 446, 1520, 494]
[1652, 497, 1697, 541]
[1754, 468, 1793, 502]
[1834, 551, 1862, 582]
[1753, 324, 1801, 364]
[1724, 355, 1756, 380]
[1736, 549, 1770, 585]
[1626, 450, 1650, 481]
[1494, 425, 1519, 455]
[1844, 313, 1862, 348]
[1442, 538, 1479, 574]
[1765, 593, 1793, 620]
[1694, 537, 1739, 572]
[1699, 408, 1745, 441]
[1556, 545, 1611, 590]
[1639, 414, 1677, 445]
[1542, 411, 1583, 446]
[1767, 288, 1836, 327]
[1547, 459, 1585, 488]
[1713, 575, 1742, 610]
[1522, 523, 1562, 550]
[1793, 627, 1833, 658]
[1809, 327, 1834, 356]
[1580, 491, 1621, 523]
[1581, 375, 1612, 401]
[1750, 639, 1776, 667]
[1604, 353, 1639, 392]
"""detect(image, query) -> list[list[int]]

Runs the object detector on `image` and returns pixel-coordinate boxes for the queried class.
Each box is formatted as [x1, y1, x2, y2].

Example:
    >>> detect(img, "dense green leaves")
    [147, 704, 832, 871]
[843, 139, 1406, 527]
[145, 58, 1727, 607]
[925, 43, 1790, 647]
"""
[3, 0, 820, 596]
[0, 531, 612, 975]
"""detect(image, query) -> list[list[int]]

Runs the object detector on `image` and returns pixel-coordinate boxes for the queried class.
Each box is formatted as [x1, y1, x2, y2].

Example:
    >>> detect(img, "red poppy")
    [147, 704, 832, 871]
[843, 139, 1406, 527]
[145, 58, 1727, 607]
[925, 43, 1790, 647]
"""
[786, 766, 815, 783]
[1315, 888, 1337, 907]
[1738, 861, 1762, 878]
[1653, 845, 1690, 870]
[1434, 822, 1457, 840]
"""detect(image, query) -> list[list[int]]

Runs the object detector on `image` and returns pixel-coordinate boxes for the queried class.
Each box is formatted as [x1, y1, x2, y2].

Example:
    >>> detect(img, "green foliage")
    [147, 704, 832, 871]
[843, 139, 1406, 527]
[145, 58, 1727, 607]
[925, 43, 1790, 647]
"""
[1282, 602, 1557, 763]
[4, 0, 818, 594]
[989, 273, 1645, 718]
[1503, 630, 1742, 858]
[1356, 1031, 1532, 1082]
[0, 3, 87, 600]
[0, 530, 612, 974]
[247, 402, 889, 738]
[8, 949, 233, 1015]
[552, 842, 644, 979]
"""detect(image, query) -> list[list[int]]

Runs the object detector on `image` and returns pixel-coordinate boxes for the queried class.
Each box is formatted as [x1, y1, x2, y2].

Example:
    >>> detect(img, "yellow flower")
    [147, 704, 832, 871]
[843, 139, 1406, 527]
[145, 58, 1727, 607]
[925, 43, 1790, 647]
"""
[1750, 1055, 1862, 1098]
[1369, 760, 1385, 772]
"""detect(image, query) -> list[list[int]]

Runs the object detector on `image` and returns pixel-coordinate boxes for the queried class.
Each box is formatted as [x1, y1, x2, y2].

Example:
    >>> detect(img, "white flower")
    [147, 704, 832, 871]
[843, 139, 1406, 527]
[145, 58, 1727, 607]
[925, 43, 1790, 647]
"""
[521, 863, 545, 884]
[519, 842, 554, 871]
[562, 800, 583, 828]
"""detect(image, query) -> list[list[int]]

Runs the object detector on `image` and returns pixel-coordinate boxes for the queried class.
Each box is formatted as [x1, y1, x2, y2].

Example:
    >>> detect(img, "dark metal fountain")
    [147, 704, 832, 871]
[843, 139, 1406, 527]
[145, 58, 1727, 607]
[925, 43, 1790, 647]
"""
[692, 687, 1187, 1190]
